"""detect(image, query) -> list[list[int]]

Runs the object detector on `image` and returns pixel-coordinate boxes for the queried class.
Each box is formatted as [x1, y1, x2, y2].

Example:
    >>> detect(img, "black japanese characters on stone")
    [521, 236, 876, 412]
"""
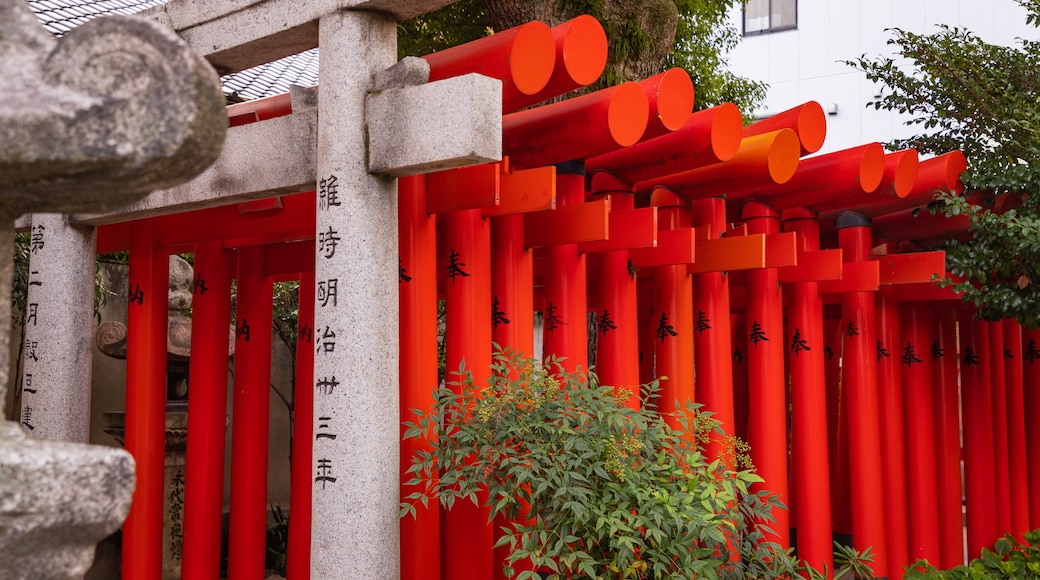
[316, 376, 339, 395]
[315, 459, 336, 489]
[319, 226, 341, 259]
[318, 175, 341, 211]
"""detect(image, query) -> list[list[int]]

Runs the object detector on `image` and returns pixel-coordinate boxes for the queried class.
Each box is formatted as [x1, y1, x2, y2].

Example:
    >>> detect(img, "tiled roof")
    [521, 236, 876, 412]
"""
[24, 0, 319, 101]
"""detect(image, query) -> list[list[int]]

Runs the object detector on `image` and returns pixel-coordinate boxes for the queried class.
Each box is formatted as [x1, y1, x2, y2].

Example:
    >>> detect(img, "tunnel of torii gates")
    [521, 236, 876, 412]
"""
[28, 14, 1040, 580]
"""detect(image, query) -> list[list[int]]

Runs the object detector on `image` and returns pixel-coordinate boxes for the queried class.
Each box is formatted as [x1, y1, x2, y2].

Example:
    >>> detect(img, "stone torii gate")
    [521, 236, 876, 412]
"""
[16, 0, 501, 578]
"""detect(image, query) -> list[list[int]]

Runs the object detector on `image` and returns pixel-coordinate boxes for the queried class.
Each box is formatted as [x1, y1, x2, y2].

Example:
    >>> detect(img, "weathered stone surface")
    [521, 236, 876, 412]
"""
[0, 421, 136, 579]
[0, 0, 227, 215]
[0, 1, 228, 578]
[139, 0, 456, 75]
[368, 73, 503, 177]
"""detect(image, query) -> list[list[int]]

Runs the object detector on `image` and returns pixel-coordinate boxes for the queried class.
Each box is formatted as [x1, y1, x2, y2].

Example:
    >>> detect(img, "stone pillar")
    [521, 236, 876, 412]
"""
[311, 10, 400, 580]
[19, 213, 96, 443]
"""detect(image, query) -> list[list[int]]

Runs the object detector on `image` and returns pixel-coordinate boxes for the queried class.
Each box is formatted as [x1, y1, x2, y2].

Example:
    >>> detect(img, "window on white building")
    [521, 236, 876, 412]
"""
[744, 0, 797, 35]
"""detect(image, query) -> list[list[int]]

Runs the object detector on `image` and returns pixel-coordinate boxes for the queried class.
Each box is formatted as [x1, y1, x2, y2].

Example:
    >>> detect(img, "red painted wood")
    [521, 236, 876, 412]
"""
[742, 202, 789, 548]
[122, 219, 168, 580]
[182, 241, 232, 579]
[586, 103, 742, 185]
[838, 224, 889, 578]
[901, 306, 941, 566]
[286, 272, 314, 580]
[227, 246, 274, 580]
[1003, 319, 1031, 537]
[399, 176, 441, 580]
[933, 310, 964, 568]
[782, 214, 834, 575]
[424, 21, 556, 113]
[876, 286, 909, 580]
[960, 313, 998, 558]
[989, 322, 1013, 536]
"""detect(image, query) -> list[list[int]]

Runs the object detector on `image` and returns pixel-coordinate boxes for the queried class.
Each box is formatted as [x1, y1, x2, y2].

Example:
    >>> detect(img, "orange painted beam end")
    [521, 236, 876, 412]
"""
[484, 165, 557, 217]
[426, 163, 500, 214]
[743, 101, 827, 156]
[524, 199, 610, 246]
[511, 15, 608, 110]
[585, 103, 742, 184]
[639, 68, 695, 141]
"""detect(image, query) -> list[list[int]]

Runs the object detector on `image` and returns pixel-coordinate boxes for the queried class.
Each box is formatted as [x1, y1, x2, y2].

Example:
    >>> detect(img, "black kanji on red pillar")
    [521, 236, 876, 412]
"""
[790, 328, 811, 357]
[901, 342, 922, 366]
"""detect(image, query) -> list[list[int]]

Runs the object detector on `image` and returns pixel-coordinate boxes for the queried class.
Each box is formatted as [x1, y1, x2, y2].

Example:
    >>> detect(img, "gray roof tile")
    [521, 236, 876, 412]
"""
[22, 0, 318, 101]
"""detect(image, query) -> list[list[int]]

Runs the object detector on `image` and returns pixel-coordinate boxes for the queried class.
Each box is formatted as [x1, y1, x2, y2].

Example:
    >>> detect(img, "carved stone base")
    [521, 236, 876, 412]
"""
[0, 420, 135, 580]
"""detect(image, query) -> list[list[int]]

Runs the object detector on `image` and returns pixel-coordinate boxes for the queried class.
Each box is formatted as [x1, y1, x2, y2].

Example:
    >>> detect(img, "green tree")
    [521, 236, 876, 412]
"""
[850, 0, 1040, 327]
[398, 0, 765, 114]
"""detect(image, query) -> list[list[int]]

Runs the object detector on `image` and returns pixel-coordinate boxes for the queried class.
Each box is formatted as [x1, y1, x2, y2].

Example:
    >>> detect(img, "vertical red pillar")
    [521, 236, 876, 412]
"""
[730, 313, 749, 442]
[1025, 327, 1040, 531]
[590, 193, 640, 407]
[933, 309, 963, 568]
[228, 245, 274, 580]
[690, 197, 735, 458]
[443, 207, 493, 579]
[876, 286, 908, 580]
[900, 306, 940, 565]
[182, 241, 232, 579]
[825, 317, 852, 542]
[123, 219, 169, 580]
[989, 321, 1013, 535]
[542, 167, 588, 372]
[652, 194, 693, 416]
[782, 212, 833, 575]
[637, 280, 656, 389]
[491, 210, 534, 580]
[399, 175, 441, 580]
[837, 216, 888, 578]
[1003, 319, 1031, 537]
[287, 272, 315, 580]
[742, 202, 789, 548]
[959, 313, 997, 558]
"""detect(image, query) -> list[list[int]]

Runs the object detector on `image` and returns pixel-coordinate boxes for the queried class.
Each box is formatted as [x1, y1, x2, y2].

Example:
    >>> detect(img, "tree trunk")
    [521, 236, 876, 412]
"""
[484, 0, 678, 91]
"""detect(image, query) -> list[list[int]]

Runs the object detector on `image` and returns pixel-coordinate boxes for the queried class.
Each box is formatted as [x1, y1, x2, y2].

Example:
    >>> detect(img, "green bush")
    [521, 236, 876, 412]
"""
[400, 347, 805, 579]
[905, 530, 1040, 579]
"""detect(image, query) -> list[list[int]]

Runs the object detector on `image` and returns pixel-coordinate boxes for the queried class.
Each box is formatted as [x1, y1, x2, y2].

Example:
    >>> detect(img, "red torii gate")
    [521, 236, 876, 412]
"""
[96, 13, 1040, 580]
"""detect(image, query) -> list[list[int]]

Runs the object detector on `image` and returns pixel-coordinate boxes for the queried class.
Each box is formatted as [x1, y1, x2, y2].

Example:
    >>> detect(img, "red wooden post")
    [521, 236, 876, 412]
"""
[586, 186, 642, 407]
[989, 321, 1013, 535]
[876, 286, 909, 580]
[1003, 319, 1031, 537]
[399, 174, 441, 580]
[781, 211, 834, 575]
[900, 306, 940, 565]
[182, 241, 232, 579]
[123, 218, 169, 580]
[490, 211, 536, 580]
[836, 216, 889, 578]
[933, 309, 964, 567]
[540, 169, 589, 372]
[443, 207, 494, 579]
[742, 201, 789, 548]
[826, 316, 852, 544]
[287, 272, 315, 580]
[228, 245, 274, 580]
[730, 313, 749, 442]
[960, 313, 998, 558]
[650, 190, 694, 416]
[690, 196, 735, 460]
[1025, 327, 1040, 531]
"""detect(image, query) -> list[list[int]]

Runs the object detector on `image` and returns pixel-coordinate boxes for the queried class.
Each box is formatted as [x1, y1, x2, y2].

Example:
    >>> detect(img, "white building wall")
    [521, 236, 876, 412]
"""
[726, 0, 1040, 153]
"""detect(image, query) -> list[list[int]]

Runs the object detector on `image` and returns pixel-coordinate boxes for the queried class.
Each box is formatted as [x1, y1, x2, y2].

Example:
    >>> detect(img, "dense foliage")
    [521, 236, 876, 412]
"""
[906, 530, 1040, 579]
[398, 0, 765, 114]
[401, 348, 862, 579]
[850, 0, 1040, 327]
